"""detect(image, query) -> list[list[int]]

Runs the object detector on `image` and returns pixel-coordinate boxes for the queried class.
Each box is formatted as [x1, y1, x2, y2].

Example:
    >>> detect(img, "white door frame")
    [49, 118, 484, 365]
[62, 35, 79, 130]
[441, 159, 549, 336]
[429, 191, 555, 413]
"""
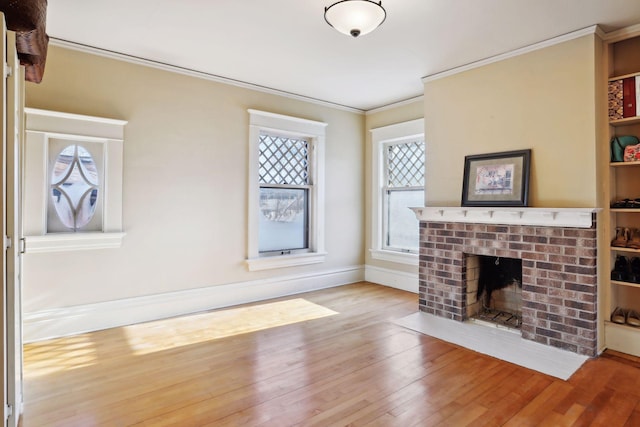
[3, 22, 23, 427]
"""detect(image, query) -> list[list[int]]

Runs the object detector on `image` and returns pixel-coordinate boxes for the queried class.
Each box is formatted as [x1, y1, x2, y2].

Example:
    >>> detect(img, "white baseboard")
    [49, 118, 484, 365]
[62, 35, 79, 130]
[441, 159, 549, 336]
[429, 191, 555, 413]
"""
[24, 265, 364, 343]
[364, 265, 418, 293]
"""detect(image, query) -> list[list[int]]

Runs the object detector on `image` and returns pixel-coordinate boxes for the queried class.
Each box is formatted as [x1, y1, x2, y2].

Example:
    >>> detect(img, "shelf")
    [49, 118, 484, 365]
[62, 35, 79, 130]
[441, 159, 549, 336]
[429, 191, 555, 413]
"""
[611, 280, 640, 289]
[610, 161, 640, 167]
[604, 29, 640, 359]
[609, 71, 640, 82]
[610, 116, 640, 127]
[605, 321, 640, 357]
[605, 319, 640, 329]
[410, 207, 598, 227]
[611, 246, 640, 254]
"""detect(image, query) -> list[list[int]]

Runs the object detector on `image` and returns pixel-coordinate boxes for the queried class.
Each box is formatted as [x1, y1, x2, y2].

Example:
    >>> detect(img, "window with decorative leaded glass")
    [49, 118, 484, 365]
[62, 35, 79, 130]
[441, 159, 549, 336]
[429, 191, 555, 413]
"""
[47, 139, 104, 233]
[24, 108, 126, 253]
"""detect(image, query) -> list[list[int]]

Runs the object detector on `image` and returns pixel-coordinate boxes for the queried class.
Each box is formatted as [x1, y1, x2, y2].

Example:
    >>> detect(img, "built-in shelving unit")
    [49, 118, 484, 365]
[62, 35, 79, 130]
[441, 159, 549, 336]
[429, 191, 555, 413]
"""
[604, 26, 640, 357]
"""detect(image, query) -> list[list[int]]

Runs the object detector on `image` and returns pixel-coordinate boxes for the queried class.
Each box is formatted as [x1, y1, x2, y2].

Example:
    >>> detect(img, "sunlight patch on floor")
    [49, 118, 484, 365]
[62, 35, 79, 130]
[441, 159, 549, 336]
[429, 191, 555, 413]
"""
[23, 334, 98, 378]
[123, 298, 338, 355]
[23, 299, 338, 377]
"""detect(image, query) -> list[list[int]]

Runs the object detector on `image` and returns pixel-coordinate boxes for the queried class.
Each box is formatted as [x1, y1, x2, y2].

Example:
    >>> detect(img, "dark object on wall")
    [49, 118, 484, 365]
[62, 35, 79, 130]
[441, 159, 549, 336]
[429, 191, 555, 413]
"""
[461, 149, 531, 207]
[0, 0, 48, 83]
[477, 256, 522, 306]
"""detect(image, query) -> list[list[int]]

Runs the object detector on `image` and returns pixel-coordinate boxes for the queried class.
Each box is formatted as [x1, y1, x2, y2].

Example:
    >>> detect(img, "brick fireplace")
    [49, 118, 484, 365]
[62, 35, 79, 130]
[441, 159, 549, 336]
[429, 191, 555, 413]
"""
[413, 207, 599, 357]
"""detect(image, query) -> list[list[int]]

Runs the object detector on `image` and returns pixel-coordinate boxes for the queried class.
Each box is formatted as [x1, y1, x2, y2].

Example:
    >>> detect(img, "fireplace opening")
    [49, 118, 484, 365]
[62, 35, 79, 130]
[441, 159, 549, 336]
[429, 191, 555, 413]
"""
[466, 255, 523, 330]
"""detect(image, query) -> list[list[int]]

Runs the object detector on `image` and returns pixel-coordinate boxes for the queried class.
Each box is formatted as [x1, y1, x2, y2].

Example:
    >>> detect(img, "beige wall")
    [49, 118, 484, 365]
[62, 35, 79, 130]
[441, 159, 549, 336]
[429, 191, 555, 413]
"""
[24, 45, 365, 313]
[362, 34, 601, 275]
[364, 100, 424, 273]
[424, 35, 599, 207]
[22, 33, 604, 316]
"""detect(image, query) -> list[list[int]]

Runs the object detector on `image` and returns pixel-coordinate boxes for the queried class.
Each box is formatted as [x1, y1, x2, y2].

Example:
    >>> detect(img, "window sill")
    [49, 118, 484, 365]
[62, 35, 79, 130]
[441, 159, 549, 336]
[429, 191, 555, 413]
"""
[24, 232, 126, 253]
[246, 252, 327, 271]
[370, 249, 418, 266]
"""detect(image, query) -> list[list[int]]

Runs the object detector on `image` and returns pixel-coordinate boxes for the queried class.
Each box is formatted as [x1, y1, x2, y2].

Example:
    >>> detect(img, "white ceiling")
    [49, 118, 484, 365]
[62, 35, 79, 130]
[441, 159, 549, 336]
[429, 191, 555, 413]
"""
[46, 0, 640, 111]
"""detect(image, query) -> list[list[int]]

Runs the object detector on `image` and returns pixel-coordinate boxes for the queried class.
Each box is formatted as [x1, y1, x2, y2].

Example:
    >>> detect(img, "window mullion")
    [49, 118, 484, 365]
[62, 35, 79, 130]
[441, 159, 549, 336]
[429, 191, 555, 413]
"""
[260, 183, 312, 190]
[382, 186, 390, 249]
[386, 185, 423, 192]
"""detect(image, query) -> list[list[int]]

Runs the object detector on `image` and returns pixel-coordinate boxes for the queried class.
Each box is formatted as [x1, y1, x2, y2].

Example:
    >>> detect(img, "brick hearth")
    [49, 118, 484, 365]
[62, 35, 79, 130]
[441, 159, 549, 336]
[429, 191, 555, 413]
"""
[418, 218, 597, 356]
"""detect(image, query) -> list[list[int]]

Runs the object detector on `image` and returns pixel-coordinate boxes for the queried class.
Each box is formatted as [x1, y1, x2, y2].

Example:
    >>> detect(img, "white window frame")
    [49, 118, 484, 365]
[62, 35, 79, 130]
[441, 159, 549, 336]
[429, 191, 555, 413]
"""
[370, 118, 424, 266]
[246, 110, 327, 271]
[23, 108, 126, 253]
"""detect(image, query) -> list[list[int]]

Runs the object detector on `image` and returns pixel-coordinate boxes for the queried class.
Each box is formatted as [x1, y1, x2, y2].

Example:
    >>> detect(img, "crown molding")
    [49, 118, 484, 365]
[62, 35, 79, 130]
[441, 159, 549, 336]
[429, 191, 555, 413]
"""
[602, 22, 640, 43]
[422, 25, 601, 84]
[48, 22, 617, 115]
[48, 38, 365, 115]
[365, 95, 424, 115]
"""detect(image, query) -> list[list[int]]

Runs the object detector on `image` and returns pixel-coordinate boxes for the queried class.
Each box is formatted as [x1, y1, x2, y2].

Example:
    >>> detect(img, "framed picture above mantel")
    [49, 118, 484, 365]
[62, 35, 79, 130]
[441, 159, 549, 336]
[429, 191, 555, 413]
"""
[461, 149, 531, 207]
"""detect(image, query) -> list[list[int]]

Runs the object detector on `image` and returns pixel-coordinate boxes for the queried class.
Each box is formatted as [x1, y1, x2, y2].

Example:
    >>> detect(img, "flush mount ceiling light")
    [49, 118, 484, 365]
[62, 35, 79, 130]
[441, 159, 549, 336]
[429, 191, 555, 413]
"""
[324, 0, 386, 38]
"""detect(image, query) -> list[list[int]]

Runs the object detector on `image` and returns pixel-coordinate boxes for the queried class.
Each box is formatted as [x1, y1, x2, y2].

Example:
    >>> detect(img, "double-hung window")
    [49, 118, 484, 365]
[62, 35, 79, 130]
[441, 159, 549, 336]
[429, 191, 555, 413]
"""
[383, 139, 425, 251]
[371, 119, 424, 265]
[247, 110, 327, 271]
[258, 133, 310, 254]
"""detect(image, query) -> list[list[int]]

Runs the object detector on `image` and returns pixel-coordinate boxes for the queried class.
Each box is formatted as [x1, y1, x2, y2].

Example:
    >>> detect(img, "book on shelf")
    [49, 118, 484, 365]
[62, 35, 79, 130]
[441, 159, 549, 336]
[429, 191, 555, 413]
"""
[624, 77, 637, 118]
[609, 75, 640, 120]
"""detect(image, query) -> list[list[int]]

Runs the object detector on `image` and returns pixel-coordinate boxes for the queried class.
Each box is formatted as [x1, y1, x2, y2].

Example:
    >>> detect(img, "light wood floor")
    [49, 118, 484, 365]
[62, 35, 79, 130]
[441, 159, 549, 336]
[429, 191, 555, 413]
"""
[20, 282, 640, 426]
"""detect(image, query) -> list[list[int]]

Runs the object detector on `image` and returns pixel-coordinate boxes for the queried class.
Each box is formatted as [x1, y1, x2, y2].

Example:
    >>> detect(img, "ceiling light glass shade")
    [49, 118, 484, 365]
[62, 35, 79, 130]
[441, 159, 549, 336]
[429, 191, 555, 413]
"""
[324, 0, 386, 38]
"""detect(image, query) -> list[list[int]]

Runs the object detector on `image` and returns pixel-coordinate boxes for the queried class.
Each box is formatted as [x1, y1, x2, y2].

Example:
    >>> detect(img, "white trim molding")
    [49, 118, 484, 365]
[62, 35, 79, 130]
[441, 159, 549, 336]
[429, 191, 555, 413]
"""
[24, 232, 126, 253]
[246, 109, 328, 271]
[23, 265, 364, 342]
[364, 265, 418, 293]
[365, 95, 424, 116]
[370, 249, 418, 266]
[24, 107, 127, 138]
[246, 252, 328, 272]
[49, 38, 364, 115]
[422, 25, 601, 83]
[24, 108, 127, 252]
[411, 207, 600, 228]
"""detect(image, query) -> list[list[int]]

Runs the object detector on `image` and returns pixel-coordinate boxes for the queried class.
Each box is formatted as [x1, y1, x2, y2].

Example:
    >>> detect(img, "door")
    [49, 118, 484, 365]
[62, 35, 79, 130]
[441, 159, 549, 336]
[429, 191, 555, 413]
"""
[5, 28, 23, 427]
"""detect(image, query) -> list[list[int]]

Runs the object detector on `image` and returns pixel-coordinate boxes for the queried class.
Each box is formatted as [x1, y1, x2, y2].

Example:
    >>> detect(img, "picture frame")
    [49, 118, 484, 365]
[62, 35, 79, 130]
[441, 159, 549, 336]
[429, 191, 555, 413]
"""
[461, 149, 531, 207]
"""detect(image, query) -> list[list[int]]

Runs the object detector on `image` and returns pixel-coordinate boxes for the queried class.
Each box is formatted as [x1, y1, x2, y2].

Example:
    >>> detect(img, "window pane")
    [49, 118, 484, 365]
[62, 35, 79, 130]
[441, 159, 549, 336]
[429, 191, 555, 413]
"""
[259, 188, 308, 253]
[386, 189, 423, 251]
[78, 146, 99, 185]
[50, 144, 99, 231]
[259, 134, 309, 186]
[387, 141, 424, 188]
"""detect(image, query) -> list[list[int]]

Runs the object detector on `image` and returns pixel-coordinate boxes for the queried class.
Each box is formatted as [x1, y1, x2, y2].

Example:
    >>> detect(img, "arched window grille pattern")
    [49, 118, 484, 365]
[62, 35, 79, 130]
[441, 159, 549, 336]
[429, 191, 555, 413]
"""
[50, 144, 100, 231]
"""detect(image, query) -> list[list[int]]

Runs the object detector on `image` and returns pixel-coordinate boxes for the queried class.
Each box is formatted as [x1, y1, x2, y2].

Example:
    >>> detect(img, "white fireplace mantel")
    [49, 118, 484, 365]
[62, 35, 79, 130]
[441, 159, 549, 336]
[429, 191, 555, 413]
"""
[411, 207, 600, 228]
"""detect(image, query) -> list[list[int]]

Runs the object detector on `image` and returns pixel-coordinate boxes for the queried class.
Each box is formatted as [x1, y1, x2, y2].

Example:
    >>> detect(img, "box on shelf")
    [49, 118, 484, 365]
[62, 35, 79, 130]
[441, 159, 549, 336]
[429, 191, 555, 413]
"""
[609, 74, 640, 120]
